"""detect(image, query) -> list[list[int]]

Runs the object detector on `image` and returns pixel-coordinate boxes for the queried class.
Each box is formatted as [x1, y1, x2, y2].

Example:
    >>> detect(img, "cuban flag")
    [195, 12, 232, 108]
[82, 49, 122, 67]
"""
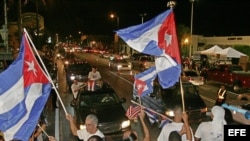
[0, 32, 52, 141]
[116, 9, 181, 89]
[144, 108, 159, 125]
[134, 66, 157, 96]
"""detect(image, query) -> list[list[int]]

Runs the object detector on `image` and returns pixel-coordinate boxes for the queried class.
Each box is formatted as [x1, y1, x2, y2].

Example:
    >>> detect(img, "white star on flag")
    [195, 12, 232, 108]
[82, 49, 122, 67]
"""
[165, 32, 172, 47]
[25, 60, 37, 77]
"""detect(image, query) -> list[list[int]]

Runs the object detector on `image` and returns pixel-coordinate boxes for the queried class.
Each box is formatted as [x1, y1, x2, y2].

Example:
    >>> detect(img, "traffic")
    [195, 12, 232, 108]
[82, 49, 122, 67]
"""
[46, 47, 249, 141]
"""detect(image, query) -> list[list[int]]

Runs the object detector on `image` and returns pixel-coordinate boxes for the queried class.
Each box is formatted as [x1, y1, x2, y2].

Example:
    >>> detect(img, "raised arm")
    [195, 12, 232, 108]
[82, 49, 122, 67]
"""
[139, 110, 150, 141]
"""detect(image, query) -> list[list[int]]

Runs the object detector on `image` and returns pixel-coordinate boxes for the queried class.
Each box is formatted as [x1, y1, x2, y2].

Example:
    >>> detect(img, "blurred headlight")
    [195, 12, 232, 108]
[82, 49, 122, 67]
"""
[80, 124, 86, 130]
[165, 110, 174, 117]
[65, 61, 69, 64]
[70, 75, 75, 80]
[117, 65, 122, 69]
[121, 120, 131, 129]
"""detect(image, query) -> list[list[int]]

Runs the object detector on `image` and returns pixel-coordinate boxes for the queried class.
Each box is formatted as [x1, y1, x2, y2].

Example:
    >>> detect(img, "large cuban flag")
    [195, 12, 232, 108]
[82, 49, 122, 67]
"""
[0, 32, 52, 141]
[116, 9, 181, 92]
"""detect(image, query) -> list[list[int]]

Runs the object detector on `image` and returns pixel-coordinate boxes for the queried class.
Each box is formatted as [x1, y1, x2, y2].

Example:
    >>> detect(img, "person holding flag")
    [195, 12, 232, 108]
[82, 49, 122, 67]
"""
[0, 30, 52, 141]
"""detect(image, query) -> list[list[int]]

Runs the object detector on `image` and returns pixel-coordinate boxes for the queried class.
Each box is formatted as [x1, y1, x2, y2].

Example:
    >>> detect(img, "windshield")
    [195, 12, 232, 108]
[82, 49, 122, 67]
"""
[79, 91, 120, 106]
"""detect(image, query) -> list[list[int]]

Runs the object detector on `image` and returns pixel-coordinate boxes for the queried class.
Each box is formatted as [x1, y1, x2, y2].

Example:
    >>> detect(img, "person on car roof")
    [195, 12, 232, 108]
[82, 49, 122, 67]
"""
[87, 67, 102, 91]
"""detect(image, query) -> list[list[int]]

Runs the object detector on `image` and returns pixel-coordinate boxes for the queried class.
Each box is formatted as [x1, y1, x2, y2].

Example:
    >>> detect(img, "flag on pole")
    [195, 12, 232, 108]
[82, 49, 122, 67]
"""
[144, 108, 159, 125]
[134, 66, 157, 96]
[0, 32, 52, 141]
[126, 104, 141, 120]
[116, 9, 181, 89]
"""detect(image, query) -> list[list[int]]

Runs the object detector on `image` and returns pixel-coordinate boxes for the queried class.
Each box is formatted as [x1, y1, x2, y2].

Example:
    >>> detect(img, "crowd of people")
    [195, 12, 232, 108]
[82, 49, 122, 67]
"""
[0, 62, 230, 141]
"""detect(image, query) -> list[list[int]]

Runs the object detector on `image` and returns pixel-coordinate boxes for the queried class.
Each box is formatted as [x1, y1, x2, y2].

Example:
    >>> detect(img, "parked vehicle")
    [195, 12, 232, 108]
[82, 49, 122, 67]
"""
[182, 70, 205, 86]
[200, 64, 250, 92]
[72, 82, 131, 139]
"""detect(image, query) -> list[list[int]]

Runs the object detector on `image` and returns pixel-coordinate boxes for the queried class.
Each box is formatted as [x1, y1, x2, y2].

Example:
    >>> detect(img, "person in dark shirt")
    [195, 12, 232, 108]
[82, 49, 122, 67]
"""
[215, 84, 227, 106]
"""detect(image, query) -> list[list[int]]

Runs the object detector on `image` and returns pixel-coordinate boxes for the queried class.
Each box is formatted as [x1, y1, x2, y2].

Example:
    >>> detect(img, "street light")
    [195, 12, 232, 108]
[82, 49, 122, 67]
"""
[110, 13, 119, 29]
[110, 13, 120, 53]
[189, 0, 195, 58]
[139, 13, 147, 24]
[167, 0, 176, 9]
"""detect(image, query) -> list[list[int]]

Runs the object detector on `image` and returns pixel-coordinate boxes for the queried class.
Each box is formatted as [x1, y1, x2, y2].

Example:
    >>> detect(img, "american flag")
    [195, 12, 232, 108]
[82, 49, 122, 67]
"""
[126, 104, 141, 120]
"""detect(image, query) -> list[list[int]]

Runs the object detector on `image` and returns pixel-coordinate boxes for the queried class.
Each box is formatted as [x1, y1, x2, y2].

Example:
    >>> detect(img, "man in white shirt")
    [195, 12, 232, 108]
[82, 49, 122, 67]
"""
[194, 106, 226, 141]
[157, 106, 194, 141]
[87, 67, 101, 91]
[71, 79, 85, 102]
[66, 114, 105, 141]
[88, 66, 101, 81]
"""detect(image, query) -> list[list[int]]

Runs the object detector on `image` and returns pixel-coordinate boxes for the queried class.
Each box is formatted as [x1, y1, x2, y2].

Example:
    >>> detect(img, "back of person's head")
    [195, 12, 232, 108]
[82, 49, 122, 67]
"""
[211, 106, 226, 124]
[173, 105, 183, 121]
[123, 130, 138, 141]
[87, 135, 103, 141]
[169, 131, 181, 141]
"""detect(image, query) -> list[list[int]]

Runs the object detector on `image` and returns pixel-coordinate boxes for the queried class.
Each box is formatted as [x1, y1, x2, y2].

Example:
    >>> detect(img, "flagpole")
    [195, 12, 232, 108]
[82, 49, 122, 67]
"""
[131, 100, 173, 121]
[23, 28, 68, 115]
[179, 78, 186, 112]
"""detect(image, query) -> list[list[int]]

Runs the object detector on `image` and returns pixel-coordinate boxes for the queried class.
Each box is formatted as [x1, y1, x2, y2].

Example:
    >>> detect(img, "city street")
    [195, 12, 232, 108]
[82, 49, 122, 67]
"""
[45, 52, 239, 141]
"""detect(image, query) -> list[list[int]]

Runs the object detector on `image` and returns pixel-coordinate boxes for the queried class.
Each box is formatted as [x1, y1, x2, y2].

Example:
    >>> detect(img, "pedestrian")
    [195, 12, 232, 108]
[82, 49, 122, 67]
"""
[215, 84, 227, 106]
[66, 113, 105, 141]
[194, 106, 226, 141]
[157, 105, 194, 141]
[29, 116, 47, 141]
[71, 79, 85, 105]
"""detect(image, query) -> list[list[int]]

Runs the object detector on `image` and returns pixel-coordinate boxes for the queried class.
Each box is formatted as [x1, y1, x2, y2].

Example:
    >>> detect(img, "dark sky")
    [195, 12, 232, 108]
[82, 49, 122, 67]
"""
[1, 0, 250, 37]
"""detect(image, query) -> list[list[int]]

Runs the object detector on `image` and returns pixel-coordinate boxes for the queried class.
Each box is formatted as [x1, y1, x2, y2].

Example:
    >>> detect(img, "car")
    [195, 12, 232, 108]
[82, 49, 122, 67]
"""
[222, 93, 250, 125]
[133, 80, 208, 123]
[72, 82, 131, 139]
[182, 70, 205, 86]
[65, 61, 92, 88]
[63, 52, 77, 69]
[132, 55, 155, 71]
[109, 59, 132, 71]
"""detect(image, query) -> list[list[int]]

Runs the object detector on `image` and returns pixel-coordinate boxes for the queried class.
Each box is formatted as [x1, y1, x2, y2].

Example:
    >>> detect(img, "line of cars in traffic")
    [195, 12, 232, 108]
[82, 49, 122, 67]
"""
[58, 50, 250, 141]
[59, 53, 132, 140]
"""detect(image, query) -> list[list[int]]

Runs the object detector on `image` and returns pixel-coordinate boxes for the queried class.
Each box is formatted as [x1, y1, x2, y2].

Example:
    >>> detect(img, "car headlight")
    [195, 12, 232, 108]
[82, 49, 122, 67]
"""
[165, 110, 174, 117]
[121, 120, 131, 129]
[80, 124, 86, 130]
[70, 75, 75, 80]
[117, 65, 122, 68]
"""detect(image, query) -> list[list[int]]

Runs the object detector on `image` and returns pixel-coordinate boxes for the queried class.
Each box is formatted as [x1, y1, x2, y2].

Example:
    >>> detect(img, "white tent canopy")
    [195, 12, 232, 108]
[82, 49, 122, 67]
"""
[200, 45, 223, 55]
[215, 47, 247, 58]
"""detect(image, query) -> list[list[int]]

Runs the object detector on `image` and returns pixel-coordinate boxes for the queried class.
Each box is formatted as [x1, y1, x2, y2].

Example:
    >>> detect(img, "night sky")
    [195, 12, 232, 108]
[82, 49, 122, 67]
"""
[1, 0, 250, 37]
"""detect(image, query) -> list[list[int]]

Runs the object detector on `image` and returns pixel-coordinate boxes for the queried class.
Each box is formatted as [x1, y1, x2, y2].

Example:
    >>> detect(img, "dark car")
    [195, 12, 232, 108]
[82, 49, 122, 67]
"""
[65, 61, 92, 88]
[72, 82, 131, 139]
[133, 81, 207, 123]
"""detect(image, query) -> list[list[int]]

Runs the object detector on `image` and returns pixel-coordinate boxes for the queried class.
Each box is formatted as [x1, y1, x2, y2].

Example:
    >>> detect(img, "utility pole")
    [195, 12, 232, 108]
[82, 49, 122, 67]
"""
[2, 0, 8, 53]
